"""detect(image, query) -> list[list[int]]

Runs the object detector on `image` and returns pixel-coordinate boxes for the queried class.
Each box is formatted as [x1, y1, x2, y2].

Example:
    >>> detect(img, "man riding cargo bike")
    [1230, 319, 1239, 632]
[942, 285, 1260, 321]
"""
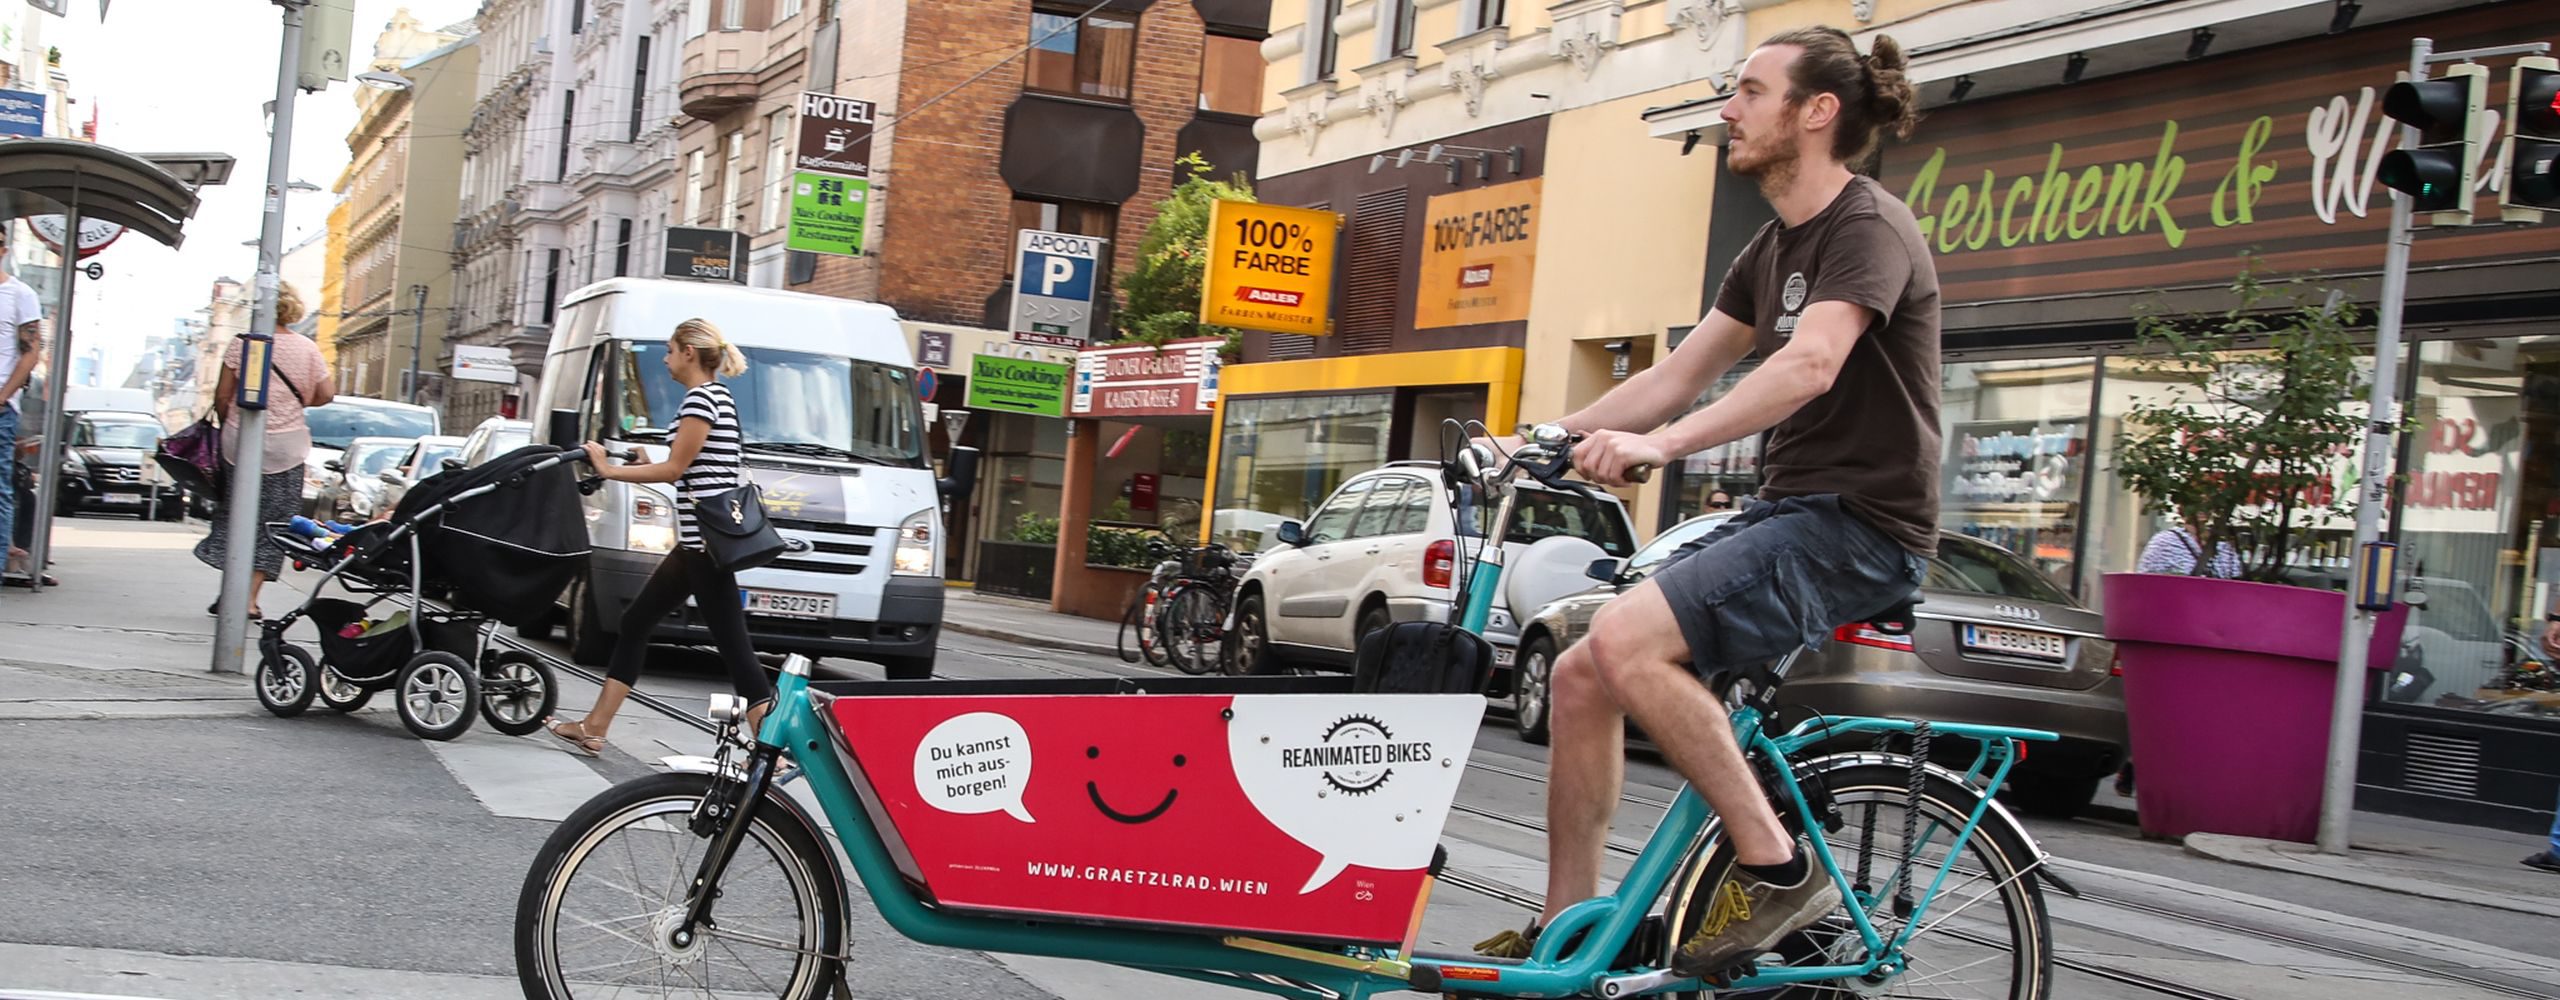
[513, 26, 2066, 1000]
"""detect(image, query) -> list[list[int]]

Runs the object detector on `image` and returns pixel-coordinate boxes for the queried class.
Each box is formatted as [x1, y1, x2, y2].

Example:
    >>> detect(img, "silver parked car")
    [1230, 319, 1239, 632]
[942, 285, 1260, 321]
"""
[1510, 511, 2126, 817]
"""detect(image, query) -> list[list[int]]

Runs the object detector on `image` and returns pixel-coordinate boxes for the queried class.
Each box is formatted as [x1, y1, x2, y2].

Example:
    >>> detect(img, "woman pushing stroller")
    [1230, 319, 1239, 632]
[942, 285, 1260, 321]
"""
[547, 318, 772, 755]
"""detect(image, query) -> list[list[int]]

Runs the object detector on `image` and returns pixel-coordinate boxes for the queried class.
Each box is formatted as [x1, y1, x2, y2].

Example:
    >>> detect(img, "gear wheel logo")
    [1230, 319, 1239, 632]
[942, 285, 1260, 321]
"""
[1319, 714, 1395, 795]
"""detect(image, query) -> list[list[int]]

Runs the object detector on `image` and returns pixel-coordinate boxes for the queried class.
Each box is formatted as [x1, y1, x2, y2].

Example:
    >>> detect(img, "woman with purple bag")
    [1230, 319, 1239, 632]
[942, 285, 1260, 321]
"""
[191, 285, 333, 619]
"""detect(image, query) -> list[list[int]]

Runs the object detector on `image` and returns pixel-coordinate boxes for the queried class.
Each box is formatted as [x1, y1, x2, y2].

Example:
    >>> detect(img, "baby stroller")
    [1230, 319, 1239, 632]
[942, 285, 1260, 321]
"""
[250, 446, 593, 741]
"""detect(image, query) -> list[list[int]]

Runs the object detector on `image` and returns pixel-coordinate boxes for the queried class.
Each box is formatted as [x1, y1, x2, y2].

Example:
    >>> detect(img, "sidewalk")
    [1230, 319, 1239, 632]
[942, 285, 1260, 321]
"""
[0, 520, 281, 720]
[943, 585, 1126, 659]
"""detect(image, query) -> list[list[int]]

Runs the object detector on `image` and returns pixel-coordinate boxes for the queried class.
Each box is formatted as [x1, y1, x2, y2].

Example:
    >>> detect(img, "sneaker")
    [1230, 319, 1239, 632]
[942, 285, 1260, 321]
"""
[1472, 922, 1538, 959]
[2522, 851, 2560, 874]
[1670, 862, 1842, 977]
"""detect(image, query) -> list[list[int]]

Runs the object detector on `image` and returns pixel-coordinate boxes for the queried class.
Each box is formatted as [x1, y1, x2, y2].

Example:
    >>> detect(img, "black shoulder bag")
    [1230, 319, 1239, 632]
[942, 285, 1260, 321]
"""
[694, 479, 785, 573]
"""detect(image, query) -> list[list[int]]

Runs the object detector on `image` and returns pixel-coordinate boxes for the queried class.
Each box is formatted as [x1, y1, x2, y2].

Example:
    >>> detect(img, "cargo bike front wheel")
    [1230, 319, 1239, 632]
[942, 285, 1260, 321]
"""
[516, 770, 845, 1000]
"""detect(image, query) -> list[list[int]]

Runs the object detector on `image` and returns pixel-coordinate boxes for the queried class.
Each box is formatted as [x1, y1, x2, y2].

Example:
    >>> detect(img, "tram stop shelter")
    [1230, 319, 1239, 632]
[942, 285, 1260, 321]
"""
[0, 138, 225, 593]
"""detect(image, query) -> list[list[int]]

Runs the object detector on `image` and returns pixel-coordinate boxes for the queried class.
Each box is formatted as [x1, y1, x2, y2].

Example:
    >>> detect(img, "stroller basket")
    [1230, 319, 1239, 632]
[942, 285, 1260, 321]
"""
[307, 598, 413, 683]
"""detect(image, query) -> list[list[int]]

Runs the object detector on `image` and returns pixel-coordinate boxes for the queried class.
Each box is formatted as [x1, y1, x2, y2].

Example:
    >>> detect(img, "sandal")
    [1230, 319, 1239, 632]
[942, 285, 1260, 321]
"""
[547, 717, 606, 757]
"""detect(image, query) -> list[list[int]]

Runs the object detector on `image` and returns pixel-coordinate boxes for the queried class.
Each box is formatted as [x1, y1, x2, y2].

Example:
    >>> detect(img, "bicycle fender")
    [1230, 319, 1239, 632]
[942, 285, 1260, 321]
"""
[1793, 751, 2076, 898]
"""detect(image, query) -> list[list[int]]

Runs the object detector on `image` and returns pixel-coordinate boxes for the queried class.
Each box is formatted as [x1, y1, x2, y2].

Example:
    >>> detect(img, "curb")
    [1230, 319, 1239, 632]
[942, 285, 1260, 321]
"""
[2182, 832, 2560, 919]
[942, 619, 1124, 660]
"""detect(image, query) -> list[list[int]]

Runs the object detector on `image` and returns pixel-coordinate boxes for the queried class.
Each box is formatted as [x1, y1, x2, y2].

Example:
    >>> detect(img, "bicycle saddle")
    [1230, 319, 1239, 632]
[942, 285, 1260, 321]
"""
[1863, 591, 1925, 636]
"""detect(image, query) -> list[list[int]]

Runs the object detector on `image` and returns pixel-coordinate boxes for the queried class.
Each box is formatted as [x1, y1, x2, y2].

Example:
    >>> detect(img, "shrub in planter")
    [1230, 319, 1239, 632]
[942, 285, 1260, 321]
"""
[2103, 255, 2411, 843]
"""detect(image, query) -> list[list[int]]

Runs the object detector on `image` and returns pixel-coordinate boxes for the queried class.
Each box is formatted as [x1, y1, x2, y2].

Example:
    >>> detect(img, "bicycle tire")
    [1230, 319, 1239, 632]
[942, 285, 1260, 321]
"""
[1661, 763, 2052, 1000]
[1160, 582, 1226, 675]
[516, 771, 844, 1000]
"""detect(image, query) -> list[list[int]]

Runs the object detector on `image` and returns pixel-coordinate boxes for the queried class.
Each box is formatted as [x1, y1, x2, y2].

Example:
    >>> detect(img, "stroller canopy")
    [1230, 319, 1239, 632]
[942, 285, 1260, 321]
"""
[400, 445, 592, 625]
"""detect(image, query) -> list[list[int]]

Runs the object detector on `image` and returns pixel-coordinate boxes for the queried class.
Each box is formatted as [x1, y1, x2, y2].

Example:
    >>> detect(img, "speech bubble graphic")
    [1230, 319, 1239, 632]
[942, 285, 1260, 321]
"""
[915, 711, 1036, 823]
[1225, 694, 1484, 893]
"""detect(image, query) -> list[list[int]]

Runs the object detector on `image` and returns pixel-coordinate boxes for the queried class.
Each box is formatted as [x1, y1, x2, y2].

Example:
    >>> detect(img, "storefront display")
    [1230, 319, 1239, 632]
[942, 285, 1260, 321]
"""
[1210, 393, 1393, 552]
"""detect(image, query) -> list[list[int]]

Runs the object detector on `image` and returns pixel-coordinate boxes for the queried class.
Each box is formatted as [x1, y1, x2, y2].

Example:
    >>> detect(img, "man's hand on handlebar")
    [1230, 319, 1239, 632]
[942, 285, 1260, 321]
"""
[1573, 429, 1666, 488]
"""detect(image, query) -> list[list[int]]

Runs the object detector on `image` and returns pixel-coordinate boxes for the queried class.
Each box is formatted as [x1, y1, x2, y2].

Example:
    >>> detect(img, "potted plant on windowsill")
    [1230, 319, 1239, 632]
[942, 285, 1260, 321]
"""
[2103, 256, 2410, 845]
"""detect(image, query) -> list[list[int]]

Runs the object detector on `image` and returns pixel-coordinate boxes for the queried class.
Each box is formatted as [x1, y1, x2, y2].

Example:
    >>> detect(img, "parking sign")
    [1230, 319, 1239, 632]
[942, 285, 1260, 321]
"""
[1009, 229, 1103, 346]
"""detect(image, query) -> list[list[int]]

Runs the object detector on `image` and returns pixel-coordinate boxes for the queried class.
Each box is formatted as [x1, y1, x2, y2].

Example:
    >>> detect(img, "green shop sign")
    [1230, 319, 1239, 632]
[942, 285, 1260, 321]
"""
[787, 172, 871, 257]
[966, 354, 1069, 418]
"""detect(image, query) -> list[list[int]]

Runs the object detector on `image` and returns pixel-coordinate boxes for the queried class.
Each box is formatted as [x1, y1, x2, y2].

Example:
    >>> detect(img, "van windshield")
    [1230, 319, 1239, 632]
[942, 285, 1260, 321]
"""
[616, 343, 927, 468]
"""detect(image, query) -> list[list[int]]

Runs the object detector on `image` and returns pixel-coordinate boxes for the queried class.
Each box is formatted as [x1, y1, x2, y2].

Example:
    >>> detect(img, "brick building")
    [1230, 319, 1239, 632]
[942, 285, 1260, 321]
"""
[671, 0, 1268, 608]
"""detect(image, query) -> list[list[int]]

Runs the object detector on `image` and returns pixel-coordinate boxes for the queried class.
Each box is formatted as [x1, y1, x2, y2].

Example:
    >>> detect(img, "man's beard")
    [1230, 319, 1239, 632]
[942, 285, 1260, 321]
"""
[1728, 123, 1803, 192]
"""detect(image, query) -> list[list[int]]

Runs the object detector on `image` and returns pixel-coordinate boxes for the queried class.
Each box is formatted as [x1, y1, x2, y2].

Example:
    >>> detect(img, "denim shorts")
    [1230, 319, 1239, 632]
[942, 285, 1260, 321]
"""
[1648, 493, 1926, 678]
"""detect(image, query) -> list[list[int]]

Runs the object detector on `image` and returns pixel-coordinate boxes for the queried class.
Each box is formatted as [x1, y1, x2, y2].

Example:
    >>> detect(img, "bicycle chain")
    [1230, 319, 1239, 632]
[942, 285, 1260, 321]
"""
[1854, 730, 1887, 899]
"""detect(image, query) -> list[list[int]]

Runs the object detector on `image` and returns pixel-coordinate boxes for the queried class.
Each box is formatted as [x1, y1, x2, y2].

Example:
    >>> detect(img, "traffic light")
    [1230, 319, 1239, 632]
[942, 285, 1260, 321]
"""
[2501, 56, 2560, 222]
[2379, 62, 2489, 225]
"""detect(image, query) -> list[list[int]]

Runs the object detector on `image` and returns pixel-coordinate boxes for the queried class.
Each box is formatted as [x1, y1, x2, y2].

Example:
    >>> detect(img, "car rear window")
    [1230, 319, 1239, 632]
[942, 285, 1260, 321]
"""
[1926, 534, 2076, 606]
[1468, 488, 1633, 557]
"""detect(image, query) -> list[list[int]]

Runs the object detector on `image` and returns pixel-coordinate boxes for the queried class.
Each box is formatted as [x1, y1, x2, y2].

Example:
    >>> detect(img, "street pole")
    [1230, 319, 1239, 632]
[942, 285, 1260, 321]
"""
[212, 0, 305, 674]
[407, 282, 424, 403]
[2319, 35, 2427, 856]
[21, 190, 82, 594]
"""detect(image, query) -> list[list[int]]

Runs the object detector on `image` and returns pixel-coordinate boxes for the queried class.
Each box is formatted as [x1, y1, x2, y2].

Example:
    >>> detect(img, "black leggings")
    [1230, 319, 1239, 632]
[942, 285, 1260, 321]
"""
[605, 546, 776, 706]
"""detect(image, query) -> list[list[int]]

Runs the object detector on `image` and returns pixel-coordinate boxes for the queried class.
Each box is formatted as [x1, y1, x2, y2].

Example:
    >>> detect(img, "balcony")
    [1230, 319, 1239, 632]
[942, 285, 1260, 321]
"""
[680, 27, 767, 119]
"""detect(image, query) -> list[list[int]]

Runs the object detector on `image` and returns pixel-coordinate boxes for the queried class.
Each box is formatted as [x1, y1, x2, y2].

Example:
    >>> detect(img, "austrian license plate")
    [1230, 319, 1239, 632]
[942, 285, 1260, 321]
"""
[1961, 624, 2068, 663]
[744, 589, 835, 620]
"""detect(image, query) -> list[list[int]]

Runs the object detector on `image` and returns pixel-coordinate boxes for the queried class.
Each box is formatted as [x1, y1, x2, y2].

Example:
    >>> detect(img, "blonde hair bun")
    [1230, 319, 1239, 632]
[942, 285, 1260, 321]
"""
[672, 317, 748, 377]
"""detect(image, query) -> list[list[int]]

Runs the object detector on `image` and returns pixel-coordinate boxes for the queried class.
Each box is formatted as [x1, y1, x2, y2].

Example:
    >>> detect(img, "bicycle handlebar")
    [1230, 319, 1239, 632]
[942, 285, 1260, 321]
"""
[1464, 424, 1652, 504]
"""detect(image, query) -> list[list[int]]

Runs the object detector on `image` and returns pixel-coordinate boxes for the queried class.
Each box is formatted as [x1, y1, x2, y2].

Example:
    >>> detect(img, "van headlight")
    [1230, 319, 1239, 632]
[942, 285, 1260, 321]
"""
[629, 489, 677, 554]
[893, 508, 936, 576]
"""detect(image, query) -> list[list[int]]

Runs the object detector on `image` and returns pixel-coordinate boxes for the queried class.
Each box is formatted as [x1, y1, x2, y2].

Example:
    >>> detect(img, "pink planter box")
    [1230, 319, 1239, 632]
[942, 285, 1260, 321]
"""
[2100, 573, 2408, 844]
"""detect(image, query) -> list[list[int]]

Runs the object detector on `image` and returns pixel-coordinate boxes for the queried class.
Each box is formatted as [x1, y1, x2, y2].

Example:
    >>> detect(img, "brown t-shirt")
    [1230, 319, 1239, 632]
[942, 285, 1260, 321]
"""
[1712, 176, 1943, 555]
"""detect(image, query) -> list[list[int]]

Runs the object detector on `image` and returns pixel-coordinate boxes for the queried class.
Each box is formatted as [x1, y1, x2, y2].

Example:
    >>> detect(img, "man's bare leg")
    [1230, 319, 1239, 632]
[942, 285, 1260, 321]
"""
[1540, 638, 1626, 922]
[1583, 580, 1793, 866]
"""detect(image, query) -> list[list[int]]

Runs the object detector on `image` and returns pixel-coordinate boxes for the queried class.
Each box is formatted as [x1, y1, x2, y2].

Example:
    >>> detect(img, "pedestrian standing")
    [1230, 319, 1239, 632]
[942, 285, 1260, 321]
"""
[193, 285, 333, 618]
[2528, 613, 2560, 874]
[0, 226, 47, 599]
[547, 318, 769, 756]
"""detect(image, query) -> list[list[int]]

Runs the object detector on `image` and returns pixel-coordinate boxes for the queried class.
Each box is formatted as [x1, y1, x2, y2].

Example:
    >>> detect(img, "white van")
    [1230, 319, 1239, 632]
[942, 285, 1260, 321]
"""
[528, 278, 979, 679]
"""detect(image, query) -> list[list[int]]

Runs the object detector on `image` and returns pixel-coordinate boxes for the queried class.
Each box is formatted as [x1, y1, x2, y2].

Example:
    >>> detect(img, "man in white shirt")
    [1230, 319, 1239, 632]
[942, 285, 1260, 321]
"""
[0, 227, 51, 596]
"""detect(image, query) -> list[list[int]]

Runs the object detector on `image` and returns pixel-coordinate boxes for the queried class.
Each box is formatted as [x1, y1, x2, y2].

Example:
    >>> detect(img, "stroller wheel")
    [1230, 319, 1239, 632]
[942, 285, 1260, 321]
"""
[395, 651, 481, 741]
[317, 665, 374, 713]
[478, 650, 558, 737]
[255, 643, 319, 718]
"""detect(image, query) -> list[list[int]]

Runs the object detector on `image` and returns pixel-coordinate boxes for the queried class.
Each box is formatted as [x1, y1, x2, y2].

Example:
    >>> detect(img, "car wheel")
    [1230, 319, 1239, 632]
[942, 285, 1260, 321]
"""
[2003, 773, 2100, 819]
[1356, 604, 1392, 652]
[565, 576, 614, 667]
[1225, 592, 1282, 676]
[1515, 635, 1556, 745]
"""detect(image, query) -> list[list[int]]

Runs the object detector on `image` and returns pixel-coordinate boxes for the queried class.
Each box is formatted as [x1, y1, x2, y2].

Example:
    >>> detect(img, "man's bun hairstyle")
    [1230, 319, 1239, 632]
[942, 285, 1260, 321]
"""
[1763, 26, 1923, 166]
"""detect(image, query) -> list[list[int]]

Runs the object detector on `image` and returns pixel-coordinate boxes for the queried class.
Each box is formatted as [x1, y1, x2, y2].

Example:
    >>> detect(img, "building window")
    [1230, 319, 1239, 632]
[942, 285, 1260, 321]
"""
[763, 109, 791, 232]
[687, 0, 708, 39]
[572, 0, 585, 32]
[1199, 33, 1261, 115]
[1341, 186, 1407, 352]
[587, 220, 602, 283]
[1210, 393, 1395, 553]
[1026, 6, 1138, 103]
[1468, 0, 1504, 32]
[615, 218, 633, 276]
[557, 88, 576, 179]
[685, 148, 706, 224]
[542, 249, 563, 325]
[720, 130, 745, 228]
[1314, 0, 1342, 80]
[629, 36, 651, 140]
[721, 0, 744, 31]
[1388, 0, 1417, 57]
[780, 0, 803, 21]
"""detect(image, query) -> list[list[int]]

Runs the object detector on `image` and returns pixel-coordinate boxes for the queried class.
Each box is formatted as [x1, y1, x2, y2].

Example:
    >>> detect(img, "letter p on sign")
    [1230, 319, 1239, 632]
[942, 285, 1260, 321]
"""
[1042, 256, 1075, 295]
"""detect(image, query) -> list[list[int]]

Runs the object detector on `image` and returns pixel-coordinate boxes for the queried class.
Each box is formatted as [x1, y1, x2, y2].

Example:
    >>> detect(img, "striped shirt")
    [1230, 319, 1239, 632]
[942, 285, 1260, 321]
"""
[675, 382, 747, 549]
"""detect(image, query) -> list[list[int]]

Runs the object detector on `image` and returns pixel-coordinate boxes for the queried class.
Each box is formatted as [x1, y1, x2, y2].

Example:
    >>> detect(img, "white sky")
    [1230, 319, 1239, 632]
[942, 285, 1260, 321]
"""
[43, 0, 480, 385]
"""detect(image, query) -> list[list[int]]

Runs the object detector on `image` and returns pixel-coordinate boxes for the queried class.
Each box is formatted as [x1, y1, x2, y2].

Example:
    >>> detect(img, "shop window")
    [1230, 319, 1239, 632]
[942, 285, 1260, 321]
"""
[2387, 336, 2551, 719]
[1212, 392, 1394, 552]
[1664, 370, 1761, 526]
[987, 416, 1070, 544]
[1027, 6, 1139, 103]
[1342, 187, 1407, 353]
[1938, 358, 2099, 595]
[1200, 33, 1263, 116]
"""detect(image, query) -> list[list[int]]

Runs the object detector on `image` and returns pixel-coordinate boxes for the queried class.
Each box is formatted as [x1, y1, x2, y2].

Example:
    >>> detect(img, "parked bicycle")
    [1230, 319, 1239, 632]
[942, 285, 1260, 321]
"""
[513, 420, 2064, 1000]
[1114, 533, 1248, 675]
[1115, 536, 1184, 669]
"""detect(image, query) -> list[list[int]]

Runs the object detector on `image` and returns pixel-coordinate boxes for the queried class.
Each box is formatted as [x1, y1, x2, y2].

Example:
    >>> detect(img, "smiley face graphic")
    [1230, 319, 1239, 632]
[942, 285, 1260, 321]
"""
[1084, 745, 1185, 825]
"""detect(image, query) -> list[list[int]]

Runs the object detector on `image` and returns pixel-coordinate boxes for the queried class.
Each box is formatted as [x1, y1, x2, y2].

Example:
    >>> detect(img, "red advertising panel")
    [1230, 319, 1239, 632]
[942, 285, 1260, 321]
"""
[827, 692, 1485, 944]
